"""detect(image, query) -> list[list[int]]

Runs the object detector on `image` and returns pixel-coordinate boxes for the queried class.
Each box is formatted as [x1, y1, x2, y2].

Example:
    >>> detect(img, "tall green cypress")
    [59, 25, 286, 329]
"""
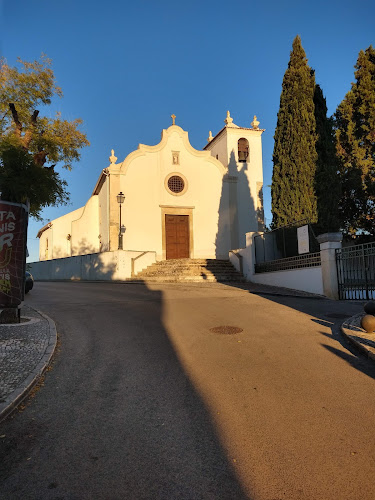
[314, 84, 340, 233]
[271, 36, 317, 228]
[335, 46, 375, 236]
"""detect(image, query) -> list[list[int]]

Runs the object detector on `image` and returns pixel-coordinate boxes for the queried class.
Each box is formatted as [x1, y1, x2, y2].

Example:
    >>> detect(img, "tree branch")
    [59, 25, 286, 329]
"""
[22, 109, 39, 149]
[8, 103, 22, 137]
[34, 150, 47, 166]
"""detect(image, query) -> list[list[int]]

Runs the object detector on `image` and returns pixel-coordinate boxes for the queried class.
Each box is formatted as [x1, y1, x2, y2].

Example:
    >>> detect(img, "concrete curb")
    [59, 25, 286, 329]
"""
[0, 308, 57, 423]
[341, 313, 375, 362]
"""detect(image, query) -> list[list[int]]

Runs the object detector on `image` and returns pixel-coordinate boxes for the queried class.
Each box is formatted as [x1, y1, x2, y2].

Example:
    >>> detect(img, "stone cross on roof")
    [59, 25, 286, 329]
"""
[171, 114, 176, 125]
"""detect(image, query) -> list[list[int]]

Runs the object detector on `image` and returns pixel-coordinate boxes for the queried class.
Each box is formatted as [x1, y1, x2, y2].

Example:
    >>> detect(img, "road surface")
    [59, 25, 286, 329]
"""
[1, 281, 374, 499]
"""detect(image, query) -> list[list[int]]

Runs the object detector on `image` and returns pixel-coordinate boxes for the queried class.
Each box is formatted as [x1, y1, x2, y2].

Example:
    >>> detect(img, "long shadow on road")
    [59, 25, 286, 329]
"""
[0, 281, 249, 500]
[228, 282, 375, 381]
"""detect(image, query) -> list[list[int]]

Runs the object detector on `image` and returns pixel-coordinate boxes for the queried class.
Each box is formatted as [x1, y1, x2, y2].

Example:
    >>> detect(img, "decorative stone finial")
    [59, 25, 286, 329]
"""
[224, 110, 233, 125]
[109, 149, 117, 164]
[207, 130, 213, 142]
[171, 114, 176, 125]
[251, 115, 260, 129]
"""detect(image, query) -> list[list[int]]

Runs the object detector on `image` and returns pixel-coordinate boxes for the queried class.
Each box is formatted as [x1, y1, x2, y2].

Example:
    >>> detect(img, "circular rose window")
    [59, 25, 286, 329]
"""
[168, 175, 184, 193]
[165, 173, 188, 195]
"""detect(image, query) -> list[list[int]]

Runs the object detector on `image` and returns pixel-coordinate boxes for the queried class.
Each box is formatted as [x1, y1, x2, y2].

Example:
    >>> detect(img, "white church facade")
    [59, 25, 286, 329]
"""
[36, 112, 264, 277]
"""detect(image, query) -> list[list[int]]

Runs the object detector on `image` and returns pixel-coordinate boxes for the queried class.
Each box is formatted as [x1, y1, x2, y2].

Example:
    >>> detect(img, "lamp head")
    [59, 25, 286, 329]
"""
[117, 191, 125, 204]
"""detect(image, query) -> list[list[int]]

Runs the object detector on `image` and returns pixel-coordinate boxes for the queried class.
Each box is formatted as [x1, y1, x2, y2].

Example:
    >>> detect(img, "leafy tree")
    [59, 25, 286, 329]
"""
[335, 46, 375, 236]
[313, 83, 340, 233]
[0, 139, 68, 217]
[0, 55, 89, 218]
[271, 36, 318, 228]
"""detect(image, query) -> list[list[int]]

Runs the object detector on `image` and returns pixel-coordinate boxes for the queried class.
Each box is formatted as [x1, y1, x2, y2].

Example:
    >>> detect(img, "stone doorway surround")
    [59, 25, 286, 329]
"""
[160, 205, 194, 260]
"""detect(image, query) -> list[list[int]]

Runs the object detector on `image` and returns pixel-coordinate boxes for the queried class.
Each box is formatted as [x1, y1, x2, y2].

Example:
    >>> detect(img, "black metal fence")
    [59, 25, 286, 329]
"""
[254, 220, 320, 273]
[255, 252, 321, 273]
[336, 242, 375, 300]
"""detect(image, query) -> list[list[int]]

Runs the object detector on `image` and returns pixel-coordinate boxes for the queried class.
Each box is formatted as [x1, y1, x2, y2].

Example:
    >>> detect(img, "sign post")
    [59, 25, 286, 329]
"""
[297, 225, 310, 255]
[0, 201, 29, 321]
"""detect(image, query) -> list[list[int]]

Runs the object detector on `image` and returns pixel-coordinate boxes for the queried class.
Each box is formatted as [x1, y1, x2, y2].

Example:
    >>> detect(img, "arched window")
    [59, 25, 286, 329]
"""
[238, 138, 249, 162]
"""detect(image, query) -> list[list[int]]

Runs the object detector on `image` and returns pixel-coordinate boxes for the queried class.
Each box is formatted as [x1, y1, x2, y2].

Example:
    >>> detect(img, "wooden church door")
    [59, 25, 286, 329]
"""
[165, 215, 190, 259]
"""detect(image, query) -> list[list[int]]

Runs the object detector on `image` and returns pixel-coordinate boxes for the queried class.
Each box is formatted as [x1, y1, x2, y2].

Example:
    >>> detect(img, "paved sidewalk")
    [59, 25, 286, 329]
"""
[341, 313, 375, 361]
[0, 305, 57, 422]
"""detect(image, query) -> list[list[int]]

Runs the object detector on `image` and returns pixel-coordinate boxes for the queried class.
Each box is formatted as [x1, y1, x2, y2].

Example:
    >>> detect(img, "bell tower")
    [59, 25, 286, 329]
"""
[204, 111, 265, 248]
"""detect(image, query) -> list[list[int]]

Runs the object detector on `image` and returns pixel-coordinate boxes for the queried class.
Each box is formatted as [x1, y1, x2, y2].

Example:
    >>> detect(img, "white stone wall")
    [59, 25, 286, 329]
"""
[29, 250, 156, 281]
[205, 121, 264, 250]
[118, 125, 228, 259]
[97, 175, 110, 252]
[38, 228, 50, 261]
[71, 196, 100, 255]
[250, 266, 324, 295]
[38, 196, 100, 261]
[38, 206, 84, 261]
[229, 232, 324, 296]
[38, 120, 265, 264]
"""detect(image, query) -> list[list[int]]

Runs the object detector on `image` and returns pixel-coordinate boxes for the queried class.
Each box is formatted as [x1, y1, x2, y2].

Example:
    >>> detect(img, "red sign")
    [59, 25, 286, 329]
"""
[0, 201, 28, 308]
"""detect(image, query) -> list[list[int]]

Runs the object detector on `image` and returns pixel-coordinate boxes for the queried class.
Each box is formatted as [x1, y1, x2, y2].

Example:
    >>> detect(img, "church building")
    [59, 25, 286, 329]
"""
[37, 112, 265, 268]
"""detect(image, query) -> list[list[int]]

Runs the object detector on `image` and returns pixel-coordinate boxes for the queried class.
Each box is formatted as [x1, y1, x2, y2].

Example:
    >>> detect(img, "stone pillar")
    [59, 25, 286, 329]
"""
[317, 232, 342, 300]
[240, 231, 261, 281]
[109, 173, 121, 251]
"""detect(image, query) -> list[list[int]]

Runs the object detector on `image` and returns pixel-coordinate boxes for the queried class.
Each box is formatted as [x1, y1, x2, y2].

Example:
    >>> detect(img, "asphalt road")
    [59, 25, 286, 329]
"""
[1, 282, 374, 500]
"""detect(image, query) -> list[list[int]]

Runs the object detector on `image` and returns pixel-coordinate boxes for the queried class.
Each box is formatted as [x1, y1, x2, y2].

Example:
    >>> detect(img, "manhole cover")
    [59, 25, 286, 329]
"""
[209, 326, 243, 335]
[324, 313, 349, 319]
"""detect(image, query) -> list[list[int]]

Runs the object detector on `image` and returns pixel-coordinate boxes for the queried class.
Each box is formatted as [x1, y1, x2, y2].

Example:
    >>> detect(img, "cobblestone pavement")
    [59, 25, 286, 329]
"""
[0, 305, 56, 421]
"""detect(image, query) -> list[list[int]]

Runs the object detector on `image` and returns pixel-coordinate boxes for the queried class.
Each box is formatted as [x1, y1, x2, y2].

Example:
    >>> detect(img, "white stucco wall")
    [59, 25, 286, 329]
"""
[206, 131, 228, 166]
[119, 125, 228, 259]
[29, 250, 156, 281]
[229, 232, 324, 296]
[205, 121, 264, 250]
[250, 267, 324, 295]
[71, 195, 100, 255]
[38, 120, 265, 264]
[38, 228, 50, 261]
[38, 206, 84, 261]
[38, 196, 100, 261]
[97, 174, 110, 252]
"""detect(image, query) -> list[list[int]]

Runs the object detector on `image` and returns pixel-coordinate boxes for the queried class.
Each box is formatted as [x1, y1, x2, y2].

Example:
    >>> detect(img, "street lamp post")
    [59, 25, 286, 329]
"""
[117, 191, 125, 250]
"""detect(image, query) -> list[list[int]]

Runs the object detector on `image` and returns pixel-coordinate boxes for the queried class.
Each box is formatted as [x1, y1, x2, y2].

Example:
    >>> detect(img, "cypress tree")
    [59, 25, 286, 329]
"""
[271, 36, 318, 228]
[314, 84, 340, 233]
[335, 46, 375, 236]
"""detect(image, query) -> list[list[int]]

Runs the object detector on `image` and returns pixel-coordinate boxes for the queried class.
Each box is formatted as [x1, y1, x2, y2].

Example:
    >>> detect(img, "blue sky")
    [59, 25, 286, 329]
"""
[1, 0, 374, 262]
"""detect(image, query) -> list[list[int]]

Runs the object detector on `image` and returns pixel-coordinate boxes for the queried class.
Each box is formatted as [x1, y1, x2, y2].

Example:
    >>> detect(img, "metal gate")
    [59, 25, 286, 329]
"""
[336, 242, 375, 300]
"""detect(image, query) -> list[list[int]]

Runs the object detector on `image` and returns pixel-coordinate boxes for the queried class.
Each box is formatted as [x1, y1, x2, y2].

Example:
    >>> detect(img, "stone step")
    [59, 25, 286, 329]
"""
[130, 275, 245, 283]
[144, 262, 234, 268]
[143, 264, 234, 271]
[134, 258, 245, 282]
[137, 270, 241, 277]
[142, 259, 230, 266]
[140, 262, 236, 271]
[159, 258, 229, 263]
[139, 264, 236, 270]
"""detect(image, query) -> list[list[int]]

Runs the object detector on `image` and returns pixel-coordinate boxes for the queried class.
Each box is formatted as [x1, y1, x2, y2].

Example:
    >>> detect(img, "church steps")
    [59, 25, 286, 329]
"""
[133, 258, 246, 283]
